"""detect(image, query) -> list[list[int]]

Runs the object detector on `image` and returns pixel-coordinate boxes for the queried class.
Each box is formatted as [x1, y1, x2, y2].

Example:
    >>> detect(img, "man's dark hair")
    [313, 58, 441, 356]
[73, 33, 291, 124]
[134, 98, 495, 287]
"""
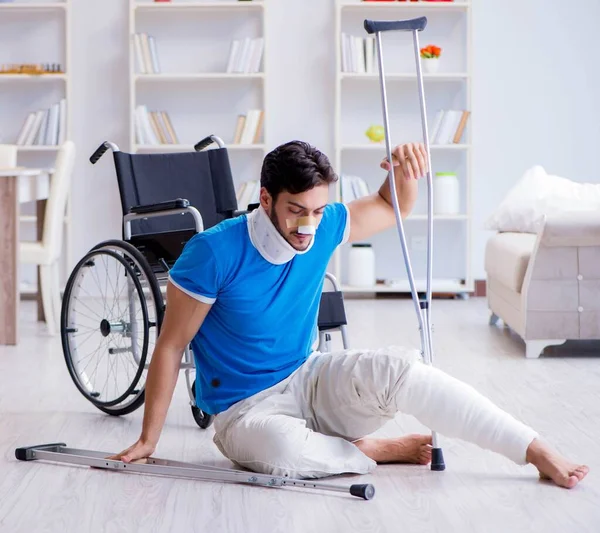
[260, 140, 338, 203]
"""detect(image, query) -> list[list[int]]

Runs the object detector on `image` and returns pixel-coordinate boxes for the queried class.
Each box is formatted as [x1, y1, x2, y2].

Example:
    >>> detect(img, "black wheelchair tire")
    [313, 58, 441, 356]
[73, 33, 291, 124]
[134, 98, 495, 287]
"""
[61, 239, 164, 417]
[191, 406, 214, 430]
[190, 380, 214, 429]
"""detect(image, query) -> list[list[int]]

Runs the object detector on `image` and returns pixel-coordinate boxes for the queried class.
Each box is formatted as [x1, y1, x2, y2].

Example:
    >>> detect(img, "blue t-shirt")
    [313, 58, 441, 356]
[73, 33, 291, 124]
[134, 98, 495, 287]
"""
[168, 202, 350, 415]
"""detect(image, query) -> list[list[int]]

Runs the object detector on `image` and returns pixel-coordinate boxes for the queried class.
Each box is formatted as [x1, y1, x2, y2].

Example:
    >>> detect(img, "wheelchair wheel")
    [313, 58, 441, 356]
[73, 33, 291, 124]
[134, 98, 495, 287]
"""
[191, 380, 214, 429]
[61, 240, 164, 416]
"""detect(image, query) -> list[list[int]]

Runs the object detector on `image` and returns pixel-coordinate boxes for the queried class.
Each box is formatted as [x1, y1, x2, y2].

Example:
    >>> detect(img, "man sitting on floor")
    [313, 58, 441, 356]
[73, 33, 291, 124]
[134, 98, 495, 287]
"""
[111, 140, 588, 489]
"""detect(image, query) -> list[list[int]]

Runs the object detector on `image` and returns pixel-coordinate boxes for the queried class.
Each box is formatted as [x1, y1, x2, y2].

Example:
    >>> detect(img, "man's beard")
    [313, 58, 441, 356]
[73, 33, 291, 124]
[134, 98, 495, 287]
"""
[268, 207, 311, 252]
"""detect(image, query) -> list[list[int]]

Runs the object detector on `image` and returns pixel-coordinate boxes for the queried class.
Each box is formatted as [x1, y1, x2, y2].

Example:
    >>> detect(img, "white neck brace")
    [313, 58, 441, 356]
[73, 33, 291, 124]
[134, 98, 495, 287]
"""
[247, 205, 314, 265]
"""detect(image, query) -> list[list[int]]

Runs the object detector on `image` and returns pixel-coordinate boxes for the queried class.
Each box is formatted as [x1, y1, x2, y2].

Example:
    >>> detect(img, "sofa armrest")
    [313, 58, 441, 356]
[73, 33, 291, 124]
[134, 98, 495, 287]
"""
[540, 211, 600, 247]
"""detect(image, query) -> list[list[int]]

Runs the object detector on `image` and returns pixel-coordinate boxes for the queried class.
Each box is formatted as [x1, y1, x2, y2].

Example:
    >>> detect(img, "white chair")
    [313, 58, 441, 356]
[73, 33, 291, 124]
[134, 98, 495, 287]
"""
[20, 141, 76, 335]
[0, 144, 17, 167]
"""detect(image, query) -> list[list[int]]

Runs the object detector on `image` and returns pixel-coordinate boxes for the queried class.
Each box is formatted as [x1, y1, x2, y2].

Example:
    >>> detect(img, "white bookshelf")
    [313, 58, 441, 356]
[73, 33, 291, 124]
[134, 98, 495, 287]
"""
[134, 1, 264, 11]
[338, 1, 469, 10]
[340, 72, 468, 81]
[0, 2, 67, 10]
[129, 0, 267, 187]
[135, 73, 265, 81]
[0, 0, 72, 290]
[333, 0, 472, 296]
[135, 143, 267, 152]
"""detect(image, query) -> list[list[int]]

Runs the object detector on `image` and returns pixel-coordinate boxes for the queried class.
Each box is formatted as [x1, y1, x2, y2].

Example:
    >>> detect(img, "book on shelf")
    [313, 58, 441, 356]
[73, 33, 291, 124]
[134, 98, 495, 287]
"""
[236, 179, 261, 210]
[135, 105, 179, 145]
[429, 109, 470, 144]
[15, 98, 67, 146]
[233, 109, 264, 144]
[341, 33, 377, 74]
[341, 174, 370, 203]
[133, 33, 161, 74]
[226, 37, 264, 74]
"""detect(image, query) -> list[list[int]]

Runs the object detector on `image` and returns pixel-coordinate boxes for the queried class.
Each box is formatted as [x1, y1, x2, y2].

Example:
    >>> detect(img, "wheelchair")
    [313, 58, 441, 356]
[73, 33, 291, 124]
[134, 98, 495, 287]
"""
[60, 135, 350, 429]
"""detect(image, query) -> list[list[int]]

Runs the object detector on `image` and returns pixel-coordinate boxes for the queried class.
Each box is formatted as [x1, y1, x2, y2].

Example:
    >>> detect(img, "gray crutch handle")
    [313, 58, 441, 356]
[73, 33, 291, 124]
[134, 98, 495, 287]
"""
[364, 17, 427, 34]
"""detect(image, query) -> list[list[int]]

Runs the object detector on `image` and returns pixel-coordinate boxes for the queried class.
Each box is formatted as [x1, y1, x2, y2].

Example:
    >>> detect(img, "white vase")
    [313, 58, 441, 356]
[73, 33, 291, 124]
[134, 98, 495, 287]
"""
[422, 58, 440, 74]
[348, 244, 376, 288]
[433, 172, 460, 215]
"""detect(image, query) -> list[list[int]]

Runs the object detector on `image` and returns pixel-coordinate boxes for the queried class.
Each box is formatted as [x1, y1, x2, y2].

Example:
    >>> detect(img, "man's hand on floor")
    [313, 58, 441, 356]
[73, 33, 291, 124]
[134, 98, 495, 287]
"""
[107, 438, 156, 464]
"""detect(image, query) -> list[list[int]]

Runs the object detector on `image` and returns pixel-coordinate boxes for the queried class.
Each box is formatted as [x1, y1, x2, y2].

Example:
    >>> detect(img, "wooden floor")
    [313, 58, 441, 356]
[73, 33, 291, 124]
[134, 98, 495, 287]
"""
[1, 297, 600, 533]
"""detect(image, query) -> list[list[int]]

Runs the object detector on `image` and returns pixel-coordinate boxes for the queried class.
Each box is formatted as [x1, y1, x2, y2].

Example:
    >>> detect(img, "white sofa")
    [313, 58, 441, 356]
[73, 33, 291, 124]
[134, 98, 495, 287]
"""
[485, 211, 600, 358]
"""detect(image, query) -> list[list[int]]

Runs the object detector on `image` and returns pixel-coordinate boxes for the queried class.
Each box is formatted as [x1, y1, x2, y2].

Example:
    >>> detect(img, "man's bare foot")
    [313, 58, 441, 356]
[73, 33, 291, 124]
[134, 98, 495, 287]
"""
[526, 438, 589, 489]
[354, 434, 433, 465]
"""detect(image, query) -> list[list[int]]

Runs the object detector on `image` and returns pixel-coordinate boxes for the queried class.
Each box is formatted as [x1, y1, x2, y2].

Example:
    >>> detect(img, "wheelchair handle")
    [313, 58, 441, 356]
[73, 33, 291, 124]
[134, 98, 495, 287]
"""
[194, 135, 225, 152]
[90, 141, 120, 164]
[364, 17, 427, 34]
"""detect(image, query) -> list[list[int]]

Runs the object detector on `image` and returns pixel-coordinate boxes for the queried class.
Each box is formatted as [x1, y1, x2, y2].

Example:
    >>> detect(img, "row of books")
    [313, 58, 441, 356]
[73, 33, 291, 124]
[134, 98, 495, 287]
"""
[238, 175, 371, 210]
[226, 37, 264, 74]
[341, 174, 370, 203]
[133, 33, 161, 74]
[15, 99, 67, 146]
[135, 105, 179, 145]
[237, 176, 372, 210]
[232, 109, 264, 144]
[341, 34, 377, 74]
[429, 109, 470, 144]
[236, 180, 261, 210]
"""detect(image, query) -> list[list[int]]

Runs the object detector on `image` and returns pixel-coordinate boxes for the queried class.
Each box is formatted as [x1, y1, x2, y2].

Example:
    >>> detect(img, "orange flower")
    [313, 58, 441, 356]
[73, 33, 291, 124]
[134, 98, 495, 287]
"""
[420, 44, 442, 58]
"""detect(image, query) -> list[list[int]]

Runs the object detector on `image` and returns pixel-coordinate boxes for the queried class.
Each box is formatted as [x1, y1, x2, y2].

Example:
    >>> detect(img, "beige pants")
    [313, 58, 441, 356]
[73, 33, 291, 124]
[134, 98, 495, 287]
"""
[213, 346, 538, 479]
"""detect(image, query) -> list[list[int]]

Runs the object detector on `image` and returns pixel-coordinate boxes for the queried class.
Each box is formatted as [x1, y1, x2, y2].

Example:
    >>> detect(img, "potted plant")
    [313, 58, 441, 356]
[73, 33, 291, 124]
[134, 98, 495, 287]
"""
[420, 44, 442, 74]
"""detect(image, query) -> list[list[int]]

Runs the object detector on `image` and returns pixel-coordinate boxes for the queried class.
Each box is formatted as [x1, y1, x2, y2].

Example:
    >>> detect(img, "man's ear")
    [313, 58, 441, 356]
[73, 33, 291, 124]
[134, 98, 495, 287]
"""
[259, 187, 272, 212]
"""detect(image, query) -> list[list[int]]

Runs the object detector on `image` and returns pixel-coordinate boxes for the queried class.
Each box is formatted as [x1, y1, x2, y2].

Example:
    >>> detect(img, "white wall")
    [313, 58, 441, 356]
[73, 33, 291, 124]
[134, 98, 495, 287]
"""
[70, 0, 130, 254]
[471, 0, 600, 277]
[61, 0, 600, 279]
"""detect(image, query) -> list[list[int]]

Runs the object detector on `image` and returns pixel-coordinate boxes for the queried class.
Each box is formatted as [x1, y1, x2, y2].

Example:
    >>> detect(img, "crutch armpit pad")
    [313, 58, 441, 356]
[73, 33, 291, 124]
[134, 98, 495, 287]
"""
[286, 216, 318, 235]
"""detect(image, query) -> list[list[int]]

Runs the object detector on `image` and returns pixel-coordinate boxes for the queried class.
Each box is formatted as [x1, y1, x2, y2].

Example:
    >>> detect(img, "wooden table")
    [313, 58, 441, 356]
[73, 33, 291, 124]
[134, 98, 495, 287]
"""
[0, 167, 50, 345]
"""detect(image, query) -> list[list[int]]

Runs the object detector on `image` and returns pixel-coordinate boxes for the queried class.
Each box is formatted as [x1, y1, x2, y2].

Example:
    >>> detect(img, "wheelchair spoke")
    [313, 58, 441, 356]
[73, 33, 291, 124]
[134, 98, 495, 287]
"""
[83, 336, 108, 372]
[85, 338, 109, 387]
[73, 329, 101, 357]
[89, 259, 107, 318]
[68, 324, 97, 335]
[76, 284, 110, 321]
[72, 294, 104, 322]
[104, 255, 121, 320]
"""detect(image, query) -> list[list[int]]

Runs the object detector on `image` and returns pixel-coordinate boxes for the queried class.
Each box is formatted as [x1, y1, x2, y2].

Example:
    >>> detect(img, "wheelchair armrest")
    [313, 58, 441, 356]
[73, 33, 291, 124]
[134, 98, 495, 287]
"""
[233, 203, 260, 217]
[129, 198, 189, 215]
[123, 201, 204, 239]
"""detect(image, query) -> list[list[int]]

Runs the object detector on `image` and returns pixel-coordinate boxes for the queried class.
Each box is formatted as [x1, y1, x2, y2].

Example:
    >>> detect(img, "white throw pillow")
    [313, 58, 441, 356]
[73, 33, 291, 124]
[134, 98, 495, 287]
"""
[485, 165, 600, 233]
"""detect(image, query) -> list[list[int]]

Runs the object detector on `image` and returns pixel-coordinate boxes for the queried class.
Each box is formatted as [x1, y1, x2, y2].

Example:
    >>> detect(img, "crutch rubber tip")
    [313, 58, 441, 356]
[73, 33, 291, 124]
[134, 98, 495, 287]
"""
[350, 484, 376, 500]
[15, 443, 67, 461]
[431, 448, 446, 471]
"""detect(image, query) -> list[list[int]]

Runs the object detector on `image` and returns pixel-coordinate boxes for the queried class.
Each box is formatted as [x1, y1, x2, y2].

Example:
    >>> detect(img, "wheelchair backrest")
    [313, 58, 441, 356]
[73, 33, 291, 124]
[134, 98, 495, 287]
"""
[113, 148, 238, 237]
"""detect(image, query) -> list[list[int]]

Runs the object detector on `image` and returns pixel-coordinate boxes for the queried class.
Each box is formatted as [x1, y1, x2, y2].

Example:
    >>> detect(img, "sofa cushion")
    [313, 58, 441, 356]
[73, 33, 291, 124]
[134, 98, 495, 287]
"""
[485, 165, 600, 234]
[485, 232, 537, 293]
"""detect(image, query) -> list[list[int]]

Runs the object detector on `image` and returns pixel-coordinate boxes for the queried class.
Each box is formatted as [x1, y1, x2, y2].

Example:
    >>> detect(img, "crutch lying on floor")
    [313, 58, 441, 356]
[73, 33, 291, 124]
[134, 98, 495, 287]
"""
[364, 15, 446, 471]
[15, 443, 375, 500]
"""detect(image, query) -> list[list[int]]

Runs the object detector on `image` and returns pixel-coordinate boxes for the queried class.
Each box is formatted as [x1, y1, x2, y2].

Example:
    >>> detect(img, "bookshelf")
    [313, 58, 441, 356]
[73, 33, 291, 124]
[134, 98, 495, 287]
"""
[333, 0, 472, 296]
[0, 0, 72, 291]
[129, 0, 267, 189]
[134, 1, 263, 11]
